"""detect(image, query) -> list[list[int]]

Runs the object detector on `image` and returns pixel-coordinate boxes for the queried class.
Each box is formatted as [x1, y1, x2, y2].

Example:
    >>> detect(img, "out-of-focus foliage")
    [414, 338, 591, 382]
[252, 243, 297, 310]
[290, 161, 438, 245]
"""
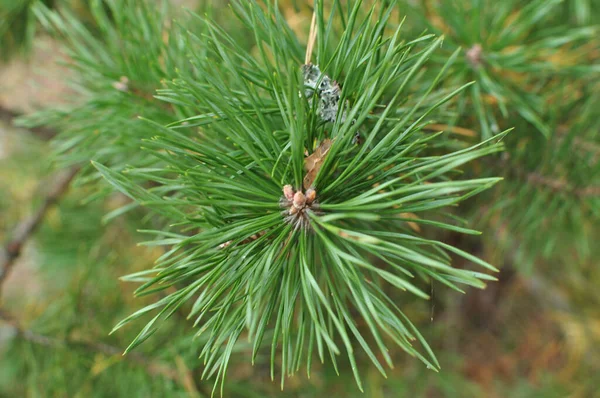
[405, 0, 599, 139]
[565, 0, 600, 25]
[0, 0, 101, 62]
[476, 91, 600, 270]
[0, 0, 47, 62]
[22, 0, 190, 176]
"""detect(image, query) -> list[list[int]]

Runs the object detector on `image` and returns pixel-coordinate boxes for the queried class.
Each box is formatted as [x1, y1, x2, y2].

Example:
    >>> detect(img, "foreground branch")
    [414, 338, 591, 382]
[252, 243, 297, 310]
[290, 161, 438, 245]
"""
[0, 167, 79, 294]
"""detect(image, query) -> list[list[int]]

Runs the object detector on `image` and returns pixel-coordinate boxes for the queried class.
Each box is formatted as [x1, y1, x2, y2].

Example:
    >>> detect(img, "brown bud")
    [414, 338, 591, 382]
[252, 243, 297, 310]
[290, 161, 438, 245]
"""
[283, 184, 295, 201]
[466, 44, 483, 68]
[305, 188, 316, 204]
[112, 76, 130, 92]
[293, 191, 306, 209]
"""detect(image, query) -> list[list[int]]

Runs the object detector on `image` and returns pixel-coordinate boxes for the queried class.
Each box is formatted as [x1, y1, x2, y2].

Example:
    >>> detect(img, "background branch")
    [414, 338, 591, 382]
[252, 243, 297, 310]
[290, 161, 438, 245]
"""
[0, 309, 181, 382]
[526, 172, 600, 198]
[0, 166, 79, 295]
[0, 105, 57, 140]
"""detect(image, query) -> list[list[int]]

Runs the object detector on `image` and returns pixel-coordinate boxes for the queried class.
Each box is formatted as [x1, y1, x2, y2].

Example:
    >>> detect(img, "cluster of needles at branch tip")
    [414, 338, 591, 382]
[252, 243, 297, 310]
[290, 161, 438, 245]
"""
[280, 185, 321, 230]
[302, 63, 348, 123]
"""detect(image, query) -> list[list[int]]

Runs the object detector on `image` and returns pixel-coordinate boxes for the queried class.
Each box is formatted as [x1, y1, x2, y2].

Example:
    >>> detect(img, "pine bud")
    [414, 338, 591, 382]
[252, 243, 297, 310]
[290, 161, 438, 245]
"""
[112, 76, 129, 92]
[293, 191, 306, 210]
[283, 184, 295, 201]
[466, 44, 483, 68]
[305, 188, 316, 204]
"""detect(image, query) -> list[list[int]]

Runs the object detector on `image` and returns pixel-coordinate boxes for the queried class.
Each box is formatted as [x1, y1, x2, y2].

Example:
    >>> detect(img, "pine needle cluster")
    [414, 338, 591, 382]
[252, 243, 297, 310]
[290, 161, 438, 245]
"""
[82, 1, 509, 392]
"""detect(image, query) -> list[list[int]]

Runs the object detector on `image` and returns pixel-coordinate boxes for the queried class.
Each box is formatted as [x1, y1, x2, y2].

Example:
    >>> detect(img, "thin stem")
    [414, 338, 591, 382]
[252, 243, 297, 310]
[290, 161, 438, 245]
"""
[0, 308, 180, 382]
[305, 10, 317, 65]
[526, 172, 600, 198]
[0, 105, 57, 140]
[0, 166, 79, 297]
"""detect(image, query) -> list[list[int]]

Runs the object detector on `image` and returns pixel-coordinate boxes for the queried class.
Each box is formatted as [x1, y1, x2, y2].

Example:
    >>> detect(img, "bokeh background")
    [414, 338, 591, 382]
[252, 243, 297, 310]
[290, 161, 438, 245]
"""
[1, 0, 599, 397]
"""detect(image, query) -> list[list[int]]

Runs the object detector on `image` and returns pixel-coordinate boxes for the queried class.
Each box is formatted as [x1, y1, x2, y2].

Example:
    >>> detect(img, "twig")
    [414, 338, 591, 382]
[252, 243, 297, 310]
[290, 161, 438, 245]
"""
[579, 186, 600, 197]
[0, 166, 80, 295]
[0, 105, 57, 140]
[556, 126, 600, 163]
[305, 10, 317, 65]
[526, 172, 600, 198]
[526, 172, 570, 193]
[0, 309, 179, 381]
[497, 155, 600, 198]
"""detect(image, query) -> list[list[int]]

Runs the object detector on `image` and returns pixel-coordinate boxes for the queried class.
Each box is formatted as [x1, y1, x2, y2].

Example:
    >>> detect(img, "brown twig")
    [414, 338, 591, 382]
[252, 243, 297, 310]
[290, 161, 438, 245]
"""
[579, 186, 600, 197]
[0, 166, 80, 295]
[526, 172, 600, 198]
[0, 105, 57, 140]
[498, 155, 600, 198]
[0, 309, 179, 381]
[556, 126, 600, 164]
[525, 172, 570, 193]
[304, 10, 317, 65]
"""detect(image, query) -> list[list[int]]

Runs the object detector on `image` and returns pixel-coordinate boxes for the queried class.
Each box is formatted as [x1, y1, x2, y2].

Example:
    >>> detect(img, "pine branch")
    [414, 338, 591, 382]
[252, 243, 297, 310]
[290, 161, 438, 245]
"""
[0, 309, 181, 383]
[526, 172, 600, 198]
[556, 127, 600, 164]
[0, 166, 79, 295]
[94, 2, 508, 392]
[579, 186, 600, 198]
[0, 105, 57, 140]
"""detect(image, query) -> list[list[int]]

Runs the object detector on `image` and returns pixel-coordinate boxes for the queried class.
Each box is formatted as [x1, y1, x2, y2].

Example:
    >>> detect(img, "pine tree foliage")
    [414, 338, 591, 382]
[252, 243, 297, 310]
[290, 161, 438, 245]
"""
[0, 0, 46, 62]
[405, 0, 599, 139]
[566, 0, 599, 25]
[0, 0, 102, 62]
[475, 89, 600, 270]
[18, 0, 195, 196]
[2, 0, 600, 396]
[77, 1, 511, 392]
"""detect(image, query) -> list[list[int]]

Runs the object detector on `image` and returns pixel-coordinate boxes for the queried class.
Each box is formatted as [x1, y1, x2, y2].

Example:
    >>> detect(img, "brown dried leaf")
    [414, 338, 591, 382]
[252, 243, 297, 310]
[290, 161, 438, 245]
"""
[303, 139, 332, 189]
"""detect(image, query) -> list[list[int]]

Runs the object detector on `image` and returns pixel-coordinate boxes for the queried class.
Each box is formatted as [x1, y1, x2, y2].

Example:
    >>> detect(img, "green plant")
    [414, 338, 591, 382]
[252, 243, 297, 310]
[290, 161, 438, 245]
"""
[79, 1, 509, 393]
[4, 0, 599, 396]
